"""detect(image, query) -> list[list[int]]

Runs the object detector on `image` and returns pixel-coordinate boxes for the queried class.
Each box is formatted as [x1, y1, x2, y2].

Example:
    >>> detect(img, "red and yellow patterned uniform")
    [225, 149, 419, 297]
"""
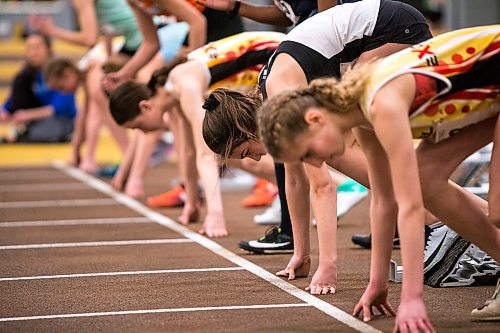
[361, 25, 500, 142]
[187, 31, 284, 91]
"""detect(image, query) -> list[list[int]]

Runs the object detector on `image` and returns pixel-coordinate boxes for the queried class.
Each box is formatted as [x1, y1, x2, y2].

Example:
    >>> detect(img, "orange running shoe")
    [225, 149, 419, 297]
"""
[241, 178, 278, 208]
[147, 184, 185, 208]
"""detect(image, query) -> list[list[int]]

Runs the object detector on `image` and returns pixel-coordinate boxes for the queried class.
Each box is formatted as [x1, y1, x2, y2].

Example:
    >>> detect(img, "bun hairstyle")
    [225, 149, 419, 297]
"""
[202, 87, 262, 160]
[202, 94, 220, 111]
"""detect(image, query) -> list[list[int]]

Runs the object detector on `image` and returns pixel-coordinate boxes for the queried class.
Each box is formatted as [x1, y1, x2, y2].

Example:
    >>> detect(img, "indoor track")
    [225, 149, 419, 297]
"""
[0, 161, 498, 332]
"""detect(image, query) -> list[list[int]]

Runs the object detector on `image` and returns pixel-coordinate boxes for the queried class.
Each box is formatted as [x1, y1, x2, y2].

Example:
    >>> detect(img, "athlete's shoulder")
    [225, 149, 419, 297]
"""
[284, 0, 379, 42]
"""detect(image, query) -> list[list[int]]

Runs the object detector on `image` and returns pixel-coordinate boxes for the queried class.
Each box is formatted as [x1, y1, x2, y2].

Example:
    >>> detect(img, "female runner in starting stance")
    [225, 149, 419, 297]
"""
[258, 25, 500, 331]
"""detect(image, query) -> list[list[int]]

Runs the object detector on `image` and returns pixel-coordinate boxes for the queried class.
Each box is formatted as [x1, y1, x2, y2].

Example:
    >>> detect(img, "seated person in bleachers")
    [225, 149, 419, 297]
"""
[0, 33, 76, 143]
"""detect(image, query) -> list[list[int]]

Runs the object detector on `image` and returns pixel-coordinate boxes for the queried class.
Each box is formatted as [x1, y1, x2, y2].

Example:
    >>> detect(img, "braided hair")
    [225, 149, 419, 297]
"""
[259, 62, 374, 160]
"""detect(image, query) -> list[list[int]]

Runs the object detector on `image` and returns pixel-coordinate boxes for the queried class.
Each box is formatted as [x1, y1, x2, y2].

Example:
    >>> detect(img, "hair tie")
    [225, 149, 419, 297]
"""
[202, 94, 219, 111]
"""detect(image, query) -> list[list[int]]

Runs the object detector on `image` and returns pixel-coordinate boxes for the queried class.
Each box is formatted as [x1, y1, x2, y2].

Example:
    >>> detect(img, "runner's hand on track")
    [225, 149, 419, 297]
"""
[276, 254, 311, 280]
[79, 157, 98, 175]
[199, 212, 228, 238]
[353, 283, 396, 322]
[306, 263, 337, 295]
[393, 298, 435, 333]
[124, 176, 145, 199]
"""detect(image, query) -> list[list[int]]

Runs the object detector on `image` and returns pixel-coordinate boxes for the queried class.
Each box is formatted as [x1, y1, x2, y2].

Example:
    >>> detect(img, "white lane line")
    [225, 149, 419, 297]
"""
[0, 198, 118, 208]
[0, 172, 68, 179]
[0, 304, 312, 322]
[0, 183, 88, 192]
[0, 267, 245, 282]
[0, 239, 193, 250]
[0, 217, 152, 227]
[54, 161, 381, 333]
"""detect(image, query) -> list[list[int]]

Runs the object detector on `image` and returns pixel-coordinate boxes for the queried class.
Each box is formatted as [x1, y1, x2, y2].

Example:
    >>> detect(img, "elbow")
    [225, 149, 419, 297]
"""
[46, 106, 56, 117]
[286, 173, 309, 190]
[371, 196, 398, 218]
[147, 37, 160, 53]
[83, 39, 98, 48]
[192, 16, 207, 43]
[199, 147, 213, 159]
[311, 181, 336, 198]
[196, 16, 207, 31]
[308, 167, 336, 197]
[82, 35, 98, 48]
[398, 203, 425, 223]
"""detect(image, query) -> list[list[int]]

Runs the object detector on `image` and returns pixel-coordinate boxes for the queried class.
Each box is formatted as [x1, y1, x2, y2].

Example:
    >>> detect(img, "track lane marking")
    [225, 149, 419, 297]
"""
[0, 239, 193, 250]
[0, 217, 151, 227]
[0, 171, 68, 179]
[53, 161, 381, 333]
[0, 304, 312, 322]
[0, 198, 118, 208]
[0, 183, 88, 192]
[0, 267, 245, 281]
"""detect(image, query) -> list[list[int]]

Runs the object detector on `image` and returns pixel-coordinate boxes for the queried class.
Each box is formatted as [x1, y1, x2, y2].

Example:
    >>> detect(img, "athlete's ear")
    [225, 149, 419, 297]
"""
[304, 108, 326, 126]
[138, 99, 151, 113]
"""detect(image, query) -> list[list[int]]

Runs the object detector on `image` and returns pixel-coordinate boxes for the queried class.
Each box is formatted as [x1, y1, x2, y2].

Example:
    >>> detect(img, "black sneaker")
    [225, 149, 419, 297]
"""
[351, 232, 400, 249]
[239, 227, 293, 254]
[424, 223, 471, 287]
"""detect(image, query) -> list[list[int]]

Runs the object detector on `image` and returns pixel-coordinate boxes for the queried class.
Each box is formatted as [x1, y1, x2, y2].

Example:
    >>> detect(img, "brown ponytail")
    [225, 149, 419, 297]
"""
[202, 87, 262, 160]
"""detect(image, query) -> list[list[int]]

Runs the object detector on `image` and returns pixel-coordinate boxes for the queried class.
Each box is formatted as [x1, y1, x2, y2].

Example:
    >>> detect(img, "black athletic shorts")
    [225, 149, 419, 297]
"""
[118, 44, 137, 57]
[364, 0, 433, 52]
[182, 8, 244, 46]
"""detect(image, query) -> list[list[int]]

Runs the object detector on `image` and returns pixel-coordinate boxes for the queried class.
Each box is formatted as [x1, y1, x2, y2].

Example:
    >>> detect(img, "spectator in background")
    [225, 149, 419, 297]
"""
[29, 0, 141, 172]
[0, 33, 76, 143]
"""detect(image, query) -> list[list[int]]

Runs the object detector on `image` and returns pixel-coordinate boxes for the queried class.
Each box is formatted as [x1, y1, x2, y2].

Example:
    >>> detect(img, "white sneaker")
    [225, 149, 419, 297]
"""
[219, 168, 256, 192]
[253, 196, 281, 225]
[337, 191, 368, 218]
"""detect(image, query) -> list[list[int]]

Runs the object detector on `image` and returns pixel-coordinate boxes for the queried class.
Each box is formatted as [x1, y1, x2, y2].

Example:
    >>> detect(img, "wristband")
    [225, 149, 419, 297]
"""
[228, 0, 241, 18]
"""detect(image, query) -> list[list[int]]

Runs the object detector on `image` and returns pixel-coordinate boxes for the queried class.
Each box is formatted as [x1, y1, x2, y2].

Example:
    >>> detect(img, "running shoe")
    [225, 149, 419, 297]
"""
[96, 164, 120, 178]
[438, 244, 500, 287]
[219, 168, 256, 192]
[149, 138, 173, 167]
[238, 226, 293, 254]
[423, 223, 471, 287]
[147, 184, 204, 208]
[241, 178, 278, 207]
[471, 278, 500, 321]
[351, 232, 400, 249]
[253, 196, 281, 225]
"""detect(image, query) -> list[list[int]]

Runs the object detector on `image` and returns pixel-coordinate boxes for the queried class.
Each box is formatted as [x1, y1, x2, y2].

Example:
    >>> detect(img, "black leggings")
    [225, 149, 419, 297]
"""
[275, 163, 293, 237]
